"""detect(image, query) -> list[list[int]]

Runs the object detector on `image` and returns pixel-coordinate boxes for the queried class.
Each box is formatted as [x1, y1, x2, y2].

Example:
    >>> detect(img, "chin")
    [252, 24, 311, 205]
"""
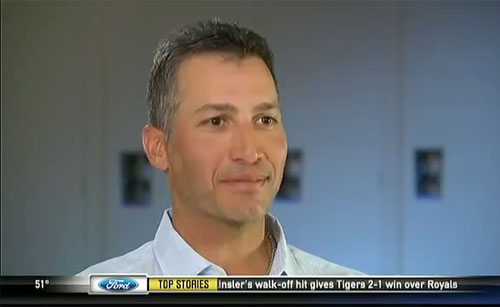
[216, 198, 271, 224]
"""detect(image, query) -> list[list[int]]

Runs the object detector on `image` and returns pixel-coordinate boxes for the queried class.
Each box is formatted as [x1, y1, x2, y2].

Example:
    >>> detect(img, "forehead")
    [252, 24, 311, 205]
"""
[176, 53, 278, 109]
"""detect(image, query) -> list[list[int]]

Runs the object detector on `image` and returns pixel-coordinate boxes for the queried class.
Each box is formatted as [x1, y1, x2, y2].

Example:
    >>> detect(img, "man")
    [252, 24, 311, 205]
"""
[78, 19, 362, 276]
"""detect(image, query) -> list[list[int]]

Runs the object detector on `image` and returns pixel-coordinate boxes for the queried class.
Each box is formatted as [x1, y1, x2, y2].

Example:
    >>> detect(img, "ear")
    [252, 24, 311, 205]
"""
[142, 125, 169, 172]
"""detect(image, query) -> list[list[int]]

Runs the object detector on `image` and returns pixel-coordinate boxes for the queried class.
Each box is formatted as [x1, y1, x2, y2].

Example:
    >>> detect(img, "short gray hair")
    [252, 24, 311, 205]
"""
[146, 18, 278, 137]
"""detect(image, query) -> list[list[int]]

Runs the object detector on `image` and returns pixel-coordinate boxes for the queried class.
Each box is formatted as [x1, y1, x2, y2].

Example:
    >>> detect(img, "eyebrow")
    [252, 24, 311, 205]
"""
[195, 103, 237, 114]
[252, 102, 279, 112]
[194, 102, 279, 114]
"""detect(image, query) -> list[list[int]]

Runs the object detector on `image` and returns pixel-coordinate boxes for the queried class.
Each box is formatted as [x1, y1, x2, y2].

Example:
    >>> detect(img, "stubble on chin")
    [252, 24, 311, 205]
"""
[206, 192, 273, 226]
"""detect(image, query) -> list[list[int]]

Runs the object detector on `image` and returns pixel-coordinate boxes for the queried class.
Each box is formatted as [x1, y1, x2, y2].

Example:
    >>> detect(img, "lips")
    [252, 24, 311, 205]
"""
[221, 174, 268, 182]
[219, 174, 269, 191]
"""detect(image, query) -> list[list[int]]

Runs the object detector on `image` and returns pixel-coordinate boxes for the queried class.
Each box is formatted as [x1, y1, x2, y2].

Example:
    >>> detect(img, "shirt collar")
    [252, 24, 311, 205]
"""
[152, 209, 220, 275]
[152, 208, 289, 276]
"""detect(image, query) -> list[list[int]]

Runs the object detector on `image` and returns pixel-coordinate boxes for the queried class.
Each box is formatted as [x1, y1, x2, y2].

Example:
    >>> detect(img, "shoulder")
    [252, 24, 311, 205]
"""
[76, 241, 156, 276]
[286, 245, 365, 276]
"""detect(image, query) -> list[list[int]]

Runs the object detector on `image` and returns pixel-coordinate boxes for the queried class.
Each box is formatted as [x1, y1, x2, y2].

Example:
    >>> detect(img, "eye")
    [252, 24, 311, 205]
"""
[257, 116, 277, 126]
[205, 116, 226, 127]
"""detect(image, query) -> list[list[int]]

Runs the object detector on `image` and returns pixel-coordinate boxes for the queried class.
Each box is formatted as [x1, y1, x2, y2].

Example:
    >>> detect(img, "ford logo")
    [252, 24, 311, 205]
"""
[98, 278, 138, 292]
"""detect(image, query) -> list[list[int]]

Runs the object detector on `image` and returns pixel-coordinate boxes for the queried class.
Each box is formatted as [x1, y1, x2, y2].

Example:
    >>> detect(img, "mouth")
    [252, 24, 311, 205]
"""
[219, 177, 269, 192]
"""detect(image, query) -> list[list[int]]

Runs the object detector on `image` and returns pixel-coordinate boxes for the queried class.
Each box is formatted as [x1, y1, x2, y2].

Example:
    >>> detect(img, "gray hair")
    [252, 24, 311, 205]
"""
[146, 18, 278, 137]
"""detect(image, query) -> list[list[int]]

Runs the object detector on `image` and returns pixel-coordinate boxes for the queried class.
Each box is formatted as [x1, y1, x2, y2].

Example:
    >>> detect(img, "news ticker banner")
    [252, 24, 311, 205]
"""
[90, 276, 500, 294]
[1, 275, 500, 295]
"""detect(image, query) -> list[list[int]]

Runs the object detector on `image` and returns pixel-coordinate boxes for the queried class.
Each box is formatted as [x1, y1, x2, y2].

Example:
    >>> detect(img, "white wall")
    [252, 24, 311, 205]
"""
[2, 1, 103, 274]
[402, 1, 500, 275]
[2, 0, 499, 275]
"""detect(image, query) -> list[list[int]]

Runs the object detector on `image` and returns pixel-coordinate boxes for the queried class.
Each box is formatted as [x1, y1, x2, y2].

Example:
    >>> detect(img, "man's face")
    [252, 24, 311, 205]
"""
[166, 53, 287, 225]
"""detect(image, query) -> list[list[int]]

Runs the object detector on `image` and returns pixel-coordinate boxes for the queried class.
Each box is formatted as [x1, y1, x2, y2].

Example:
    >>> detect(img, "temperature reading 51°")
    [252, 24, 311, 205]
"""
[35, 279, 49, 289]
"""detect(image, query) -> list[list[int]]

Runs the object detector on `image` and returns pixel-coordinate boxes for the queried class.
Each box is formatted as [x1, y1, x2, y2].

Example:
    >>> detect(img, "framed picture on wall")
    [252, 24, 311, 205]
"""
[415, 148, 443, 199]
[276, 148, 303, 201]
[121, 151, 153, 206]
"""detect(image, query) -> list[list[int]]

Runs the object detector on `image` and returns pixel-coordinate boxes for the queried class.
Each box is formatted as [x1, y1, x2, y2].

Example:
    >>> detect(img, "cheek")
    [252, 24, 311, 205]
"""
[170, 131, 227, 184]
[265, 130, 288, 174]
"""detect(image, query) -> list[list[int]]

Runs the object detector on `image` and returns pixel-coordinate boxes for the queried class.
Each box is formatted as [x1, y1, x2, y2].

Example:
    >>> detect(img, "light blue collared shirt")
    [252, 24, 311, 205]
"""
[78, 209, 363, 276]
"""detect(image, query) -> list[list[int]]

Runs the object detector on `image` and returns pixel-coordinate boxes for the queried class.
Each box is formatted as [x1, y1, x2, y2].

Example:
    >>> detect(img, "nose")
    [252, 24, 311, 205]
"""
[229, 124, 263, 164]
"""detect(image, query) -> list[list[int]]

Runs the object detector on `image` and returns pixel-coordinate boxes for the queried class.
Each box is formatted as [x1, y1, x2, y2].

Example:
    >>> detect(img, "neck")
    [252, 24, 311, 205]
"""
[171, 204, 272, 275]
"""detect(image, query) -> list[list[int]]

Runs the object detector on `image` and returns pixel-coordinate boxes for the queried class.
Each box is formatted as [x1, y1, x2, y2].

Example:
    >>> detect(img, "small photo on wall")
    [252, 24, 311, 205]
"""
[415, 148, 443, 199]
[121, 151, 153, 206]
[276, 149, 303, 201]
